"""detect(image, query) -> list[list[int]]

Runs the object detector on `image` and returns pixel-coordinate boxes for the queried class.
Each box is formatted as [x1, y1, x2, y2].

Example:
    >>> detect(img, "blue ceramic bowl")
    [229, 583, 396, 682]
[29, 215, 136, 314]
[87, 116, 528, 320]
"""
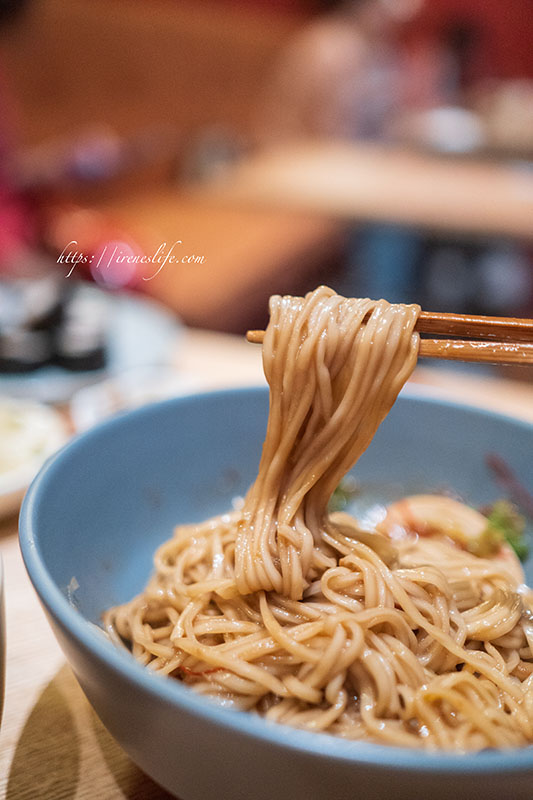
[19, 387, 533, 800]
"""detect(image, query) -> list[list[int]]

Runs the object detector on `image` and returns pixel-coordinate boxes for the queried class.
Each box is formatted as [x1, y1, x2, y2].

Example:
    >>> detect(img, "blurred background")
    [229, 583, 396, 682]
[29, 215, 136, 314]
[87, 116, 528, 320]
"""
[0, 0, 532, 510]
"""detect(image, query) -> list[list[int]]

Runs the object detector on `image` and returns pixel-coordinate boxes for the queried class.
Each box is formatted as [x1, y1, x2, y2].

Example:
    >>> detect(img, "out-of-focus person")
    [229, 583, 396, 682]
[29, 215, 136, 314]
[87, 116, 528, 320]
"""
[257, 0, 428, 144]
[256, 0, 430, 304]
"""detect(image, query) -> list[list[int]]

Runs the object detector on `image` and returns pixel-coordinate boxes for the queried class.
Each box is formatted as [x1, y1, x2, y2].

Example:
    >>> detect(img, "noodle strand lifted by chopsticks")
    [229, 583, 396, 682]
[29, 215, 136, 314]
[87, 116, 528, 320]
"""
[234, 289, 420, 600]
[104, 287, 533, 751]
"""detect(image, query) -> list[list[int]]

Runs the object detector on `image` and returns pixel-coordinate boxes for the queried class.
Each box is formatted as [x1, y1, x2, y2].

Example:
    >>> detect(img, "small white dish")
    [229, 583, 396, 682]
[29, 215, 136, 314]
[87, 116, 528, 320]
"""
[0, 398, 68, 519]
[70, 366, 202, 432]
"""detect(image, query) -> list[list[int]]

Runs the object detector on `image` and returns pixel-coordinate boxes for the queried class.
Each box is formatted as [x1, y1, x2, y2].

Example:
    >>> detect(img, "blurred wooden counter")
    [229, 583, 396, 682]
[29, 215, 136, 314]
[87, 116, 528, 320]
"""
[2, 328, 533, 800]
[197, 141, 533, 240]
[93, 139, 533, 335]
[98, 194, 344, 332]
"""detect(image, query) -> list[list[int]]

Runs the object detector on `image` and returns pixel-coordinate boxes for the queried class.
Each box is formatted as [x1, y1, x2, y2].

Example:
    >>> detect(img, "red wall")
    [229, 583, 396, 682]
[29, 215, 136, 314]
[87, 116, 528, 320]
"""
[408, 0, 533, 80]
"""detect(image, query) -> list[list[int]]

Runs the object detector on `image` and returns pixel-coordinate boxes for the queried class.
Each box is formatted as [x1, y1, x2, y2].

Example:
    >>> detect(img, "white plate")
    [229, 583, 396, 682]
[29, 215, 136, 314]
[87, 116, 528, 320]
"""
[0, 287, 182, 404]
[0, 399, 69, 519]
[70, 366, 202, 432]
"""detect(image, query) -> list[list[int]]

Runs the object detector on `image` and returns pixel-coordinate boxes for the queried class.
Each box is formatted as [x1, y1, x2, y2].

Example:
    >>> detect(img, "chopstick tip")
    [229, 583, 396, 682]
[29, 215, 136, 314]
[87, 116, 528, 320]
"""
[246, 330, 264, 344]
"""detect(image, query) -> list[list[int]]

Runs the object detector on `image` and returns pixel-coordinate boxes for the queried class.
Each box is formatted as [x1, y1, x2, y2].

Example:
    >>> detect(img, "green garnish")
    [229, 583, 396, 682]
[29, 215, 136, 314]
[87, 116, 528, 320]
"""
[329, 476, 359, 512]
[485, 500, 529, 561]
[466, 524, 503, 558]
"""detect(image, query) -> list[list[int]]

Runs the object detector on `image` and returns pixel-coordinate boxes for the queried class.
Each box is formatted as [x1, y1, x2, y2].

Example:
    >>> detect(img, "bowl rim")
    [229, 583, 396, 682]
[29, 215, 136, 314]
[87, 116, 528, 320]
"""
[18, 385, 533, 775]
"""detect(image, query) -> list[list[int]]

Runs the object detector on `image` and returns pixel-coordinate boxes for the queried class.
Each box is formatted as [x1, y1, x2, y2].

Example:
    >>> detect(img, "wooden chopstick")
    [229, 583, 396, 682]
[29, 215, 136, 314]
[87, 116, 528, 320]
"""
[416, 311, 533, 342]
[417, 339, 533, 364]
[246, 310, 533, 365]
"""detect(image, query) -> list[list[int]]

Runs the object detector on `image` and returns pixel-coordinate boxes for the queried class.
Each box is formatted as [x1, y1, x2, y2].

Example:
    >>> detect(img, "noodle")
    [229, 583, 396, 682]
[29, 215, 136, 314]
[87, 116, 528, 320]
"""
[104, 287, 533, 751]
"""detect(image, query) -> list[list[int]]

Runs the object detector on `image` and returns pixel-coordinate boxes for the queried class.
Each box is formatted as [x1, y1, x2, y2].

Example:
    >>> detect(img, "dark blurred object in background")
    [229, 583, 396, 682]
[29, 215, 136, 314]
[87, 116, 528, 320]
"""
[0, 0, 29, 26]
[406, 0, 533, 83]
[0, 276, 108, 374]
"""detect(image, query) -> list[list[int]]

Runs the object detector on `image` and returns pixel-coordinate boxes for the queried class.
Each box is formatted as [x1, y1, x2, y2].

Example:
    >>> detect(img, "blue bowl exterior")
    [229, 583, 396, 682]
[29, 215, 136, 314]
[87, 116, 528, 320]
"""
[19, 387, 533, 800]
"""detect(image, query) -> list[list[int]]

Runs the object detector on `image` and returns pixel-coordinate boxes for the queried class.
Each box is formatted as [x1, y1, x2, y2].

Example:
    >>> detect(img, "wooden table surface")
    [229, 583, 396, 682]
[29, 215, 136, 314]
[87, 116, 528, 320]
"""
[98, 193, 342, 332]
[198, 141, 533, 241]
[2, 328, 533, 800]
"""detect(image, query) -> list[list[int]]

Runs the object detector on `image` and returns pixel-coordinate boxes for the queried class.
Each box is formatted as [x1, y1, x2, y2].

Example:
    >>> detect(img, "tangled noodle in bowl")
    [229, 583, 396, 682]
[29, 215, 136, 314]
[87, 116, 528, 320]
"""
[104, 287, 533, 751]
